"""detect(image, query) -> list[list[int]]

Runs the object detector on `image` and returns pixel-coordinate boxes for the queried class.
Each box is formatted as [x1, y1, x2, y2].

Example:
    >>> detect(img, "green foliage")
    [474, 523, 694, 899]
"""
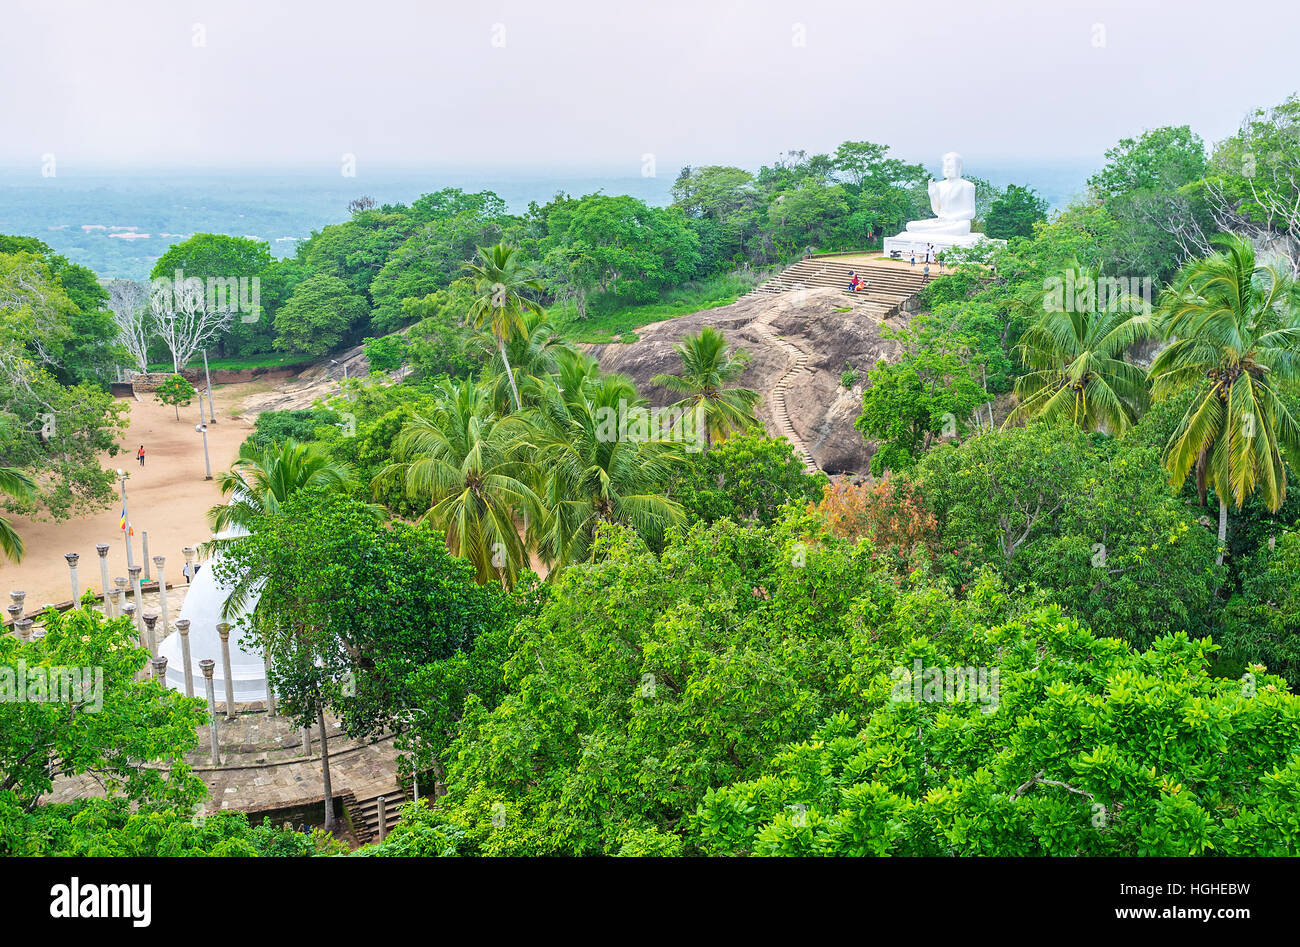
[650, 327, 760, 446]
[0, 237, 117, 385]
[362, 334, 408, 373]
[541, 194, 703, 305]
[376, 378, 541, 585]
[422, 515, 892, 855]
[984, 184, 1048, 240]
[1087, 125, 1212, 282]
[220, 489, 522, 778]
[369, 190, 517, 332]
[669, 431, 826, 527]
[1151, 234, 1300, 514]
[1223, 531, 1300, 688]
[153, 373, 196, 420]
[246, 408, 344, 450]
[151, 234, 291, 357]
[2, 800, 344, 856]
[856, 326, 988, 476]
[273, 273, 370, 356]
[1006, 259, 1155, 434]
[0, 466, 36, 561]
[0, 607, 207, 815]
[917, 426, 1222, 646]
[699, 611, 1300, 856]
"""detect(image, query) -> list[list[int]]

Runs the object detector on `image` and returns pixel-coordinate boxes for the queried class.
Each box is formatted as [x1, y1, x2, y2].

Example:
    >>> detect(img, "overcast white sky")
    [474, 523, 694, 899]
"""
[2, 0, 1297, 174]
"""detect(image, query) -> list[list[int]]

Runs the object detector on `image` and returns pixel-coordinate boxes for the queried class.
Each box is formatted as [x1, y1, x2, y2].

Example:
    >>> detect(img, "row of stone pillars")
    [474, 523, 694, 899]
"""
[146, 643, 301, 770]
[11, 549, 298, 774]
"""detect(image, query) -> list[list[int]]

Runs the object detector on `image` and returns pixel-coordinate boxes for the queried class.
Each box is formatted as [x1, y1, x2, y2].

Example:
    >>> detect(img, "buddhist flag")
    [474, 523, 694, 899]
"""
[120, 506, 133, 536]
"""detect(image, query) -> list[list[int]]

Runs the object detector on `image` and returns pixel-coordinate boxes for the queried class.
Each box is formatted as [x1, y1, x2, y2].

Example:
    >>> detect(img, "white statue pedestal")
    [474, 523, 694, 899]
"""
[883, 230, 992, 260]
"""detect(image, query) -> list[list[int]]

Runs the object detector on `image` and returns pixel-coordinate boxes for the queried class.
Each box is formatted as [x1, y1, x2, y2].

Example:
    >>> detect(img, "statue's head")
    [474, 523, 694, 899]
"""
[941, 152, 963, 180]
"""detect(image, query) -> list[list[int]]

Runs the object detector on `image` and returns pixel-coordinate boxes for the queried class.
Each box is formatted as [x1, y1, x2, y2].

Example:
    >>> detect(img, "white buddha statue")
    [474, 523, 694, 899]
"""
[906, 151, 976, 235]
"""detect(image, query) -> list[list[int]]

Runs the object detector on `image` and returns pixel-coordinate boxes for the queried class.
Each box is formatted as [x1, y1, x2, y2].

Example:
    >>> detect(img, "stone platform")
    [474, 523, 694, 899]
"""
[43, 707, 402, 818]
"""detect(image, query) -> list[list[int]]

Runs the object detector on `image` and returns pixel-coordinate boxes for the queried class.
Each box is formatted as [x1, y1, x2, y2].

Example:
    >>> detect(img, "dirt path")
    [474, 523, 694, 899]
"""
[0, 384, 260, 608]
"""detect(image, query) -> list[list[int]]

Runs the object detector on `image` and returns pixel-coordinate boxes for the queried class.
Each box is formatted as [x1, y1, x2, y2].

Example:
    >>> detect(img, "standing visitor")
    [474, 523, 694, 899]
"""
[183, 561, 191, 584]
[137, 444, 145, 467]
[923, 263, 931, 283]
[910, 250, 916, 266]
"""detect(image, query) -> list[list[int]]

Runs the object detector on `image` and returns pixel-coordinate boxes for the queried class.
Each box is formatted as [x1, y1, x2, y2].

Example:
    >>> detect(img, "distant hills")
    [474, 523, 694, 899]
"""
[0, 161, 1093, 280]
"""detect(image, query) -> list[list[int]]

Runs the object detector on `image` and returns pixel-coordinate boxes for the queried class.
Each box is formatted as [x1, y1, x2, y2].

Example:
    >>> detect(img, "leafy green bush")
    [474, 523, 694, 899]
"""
[699, 616, 1300, 856]
[363, 334, 409, 373]
[669, 431, 826, 527]
[246, 408, 343, 450]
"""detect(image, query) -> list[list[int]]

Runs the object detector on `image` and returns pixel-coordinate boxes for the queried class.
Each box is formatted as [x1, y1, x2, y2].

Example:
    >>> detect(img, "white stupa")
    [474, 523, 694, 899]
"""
[158, 527, 269, 703]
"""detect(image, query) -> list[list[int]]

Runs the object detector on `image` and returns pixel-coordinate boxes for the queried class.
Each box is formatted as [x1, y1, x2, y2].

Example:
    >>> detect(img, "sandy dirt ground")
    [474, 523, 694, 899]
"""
[0, 383, 263, 608]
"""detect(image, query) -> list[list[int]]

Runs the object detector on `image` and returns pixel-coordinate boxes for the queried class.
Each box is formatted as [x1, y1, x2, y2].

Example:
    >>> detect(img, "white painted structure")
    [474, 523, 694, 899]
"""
[883, 151, 1002, 259]
[158, 527, 268, 703]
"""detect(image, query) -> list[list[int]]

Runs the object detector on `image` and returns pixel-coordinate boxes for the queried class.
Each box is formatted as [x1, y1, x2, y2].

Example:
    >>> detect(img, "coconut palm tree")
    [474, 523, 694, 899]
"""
[1005, 260, 1155, 433]
[477, 307, 574, 413]
[651, 327, 760, 447]
[205, 439, 369, 615]
[1150, 234, 1300, 564]
[464, 243, 545, 413]
[376, 379, 541, 586]
[530, 369, 686, 569]
[207, 439, 360, 542]
[0, 466, 36, 563]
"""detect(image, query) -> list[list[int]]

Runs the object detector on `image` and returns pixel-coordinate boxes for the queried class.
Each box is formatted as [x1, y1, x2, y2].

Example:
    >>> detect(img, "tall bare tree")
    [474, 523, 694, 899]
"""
[103, 278, 151, 374]
[150, 278, 231, 373]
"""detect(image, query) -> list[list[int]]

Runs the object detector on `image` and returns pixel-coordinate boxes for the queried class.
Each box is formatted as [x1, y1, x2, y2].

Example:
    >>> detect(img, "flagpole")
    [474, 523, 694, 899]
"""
[118, 469, 134, 571]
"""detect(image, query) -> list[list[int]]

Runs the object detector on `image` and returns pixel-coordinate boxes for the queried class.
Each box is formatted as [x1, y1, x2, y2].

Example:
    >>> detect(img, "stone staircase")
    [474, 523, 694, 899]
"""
[739, 257, 930, 475]
[746, 257, 931, 323]
[751, 300, 820, 474]
[346, 788, 407, 844]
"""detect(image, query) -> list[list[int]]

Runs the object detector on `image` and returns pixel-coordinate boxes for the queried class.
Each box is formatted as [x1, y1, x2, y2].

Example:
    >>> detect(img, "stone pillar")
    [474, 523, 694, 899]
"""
[377, 795, 388, 842]
[301, 726, 312, 757]
[217, 622, 236, 720]
[182, 546, 196, 585]
[200, 659, 220, 766]
[122, 603, 136, 641]
[128, 565, 145, 638]
[8, 590, 26, 620]
[113, 577, 128, 620]
[15, 618, 33, 642]
[153, 556, 168, 637]
[6, 603, 20, 631]
[96, 544, 111, 612]
[141, 532, 151, 582]
[142, 613, 158, 656]
[64, 553, 80, 603]
[109, 587, 123, 620]
[176, 619, 194, 698]
[151, 655, 168, 682]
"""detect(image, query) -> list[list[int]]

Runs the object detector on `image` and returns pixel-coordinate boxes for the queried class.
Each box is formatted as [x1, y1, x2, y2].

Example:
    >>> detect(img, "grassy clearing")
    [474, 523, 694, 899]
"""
[147, 352, 313, 373]
[549, 270, 774, 343]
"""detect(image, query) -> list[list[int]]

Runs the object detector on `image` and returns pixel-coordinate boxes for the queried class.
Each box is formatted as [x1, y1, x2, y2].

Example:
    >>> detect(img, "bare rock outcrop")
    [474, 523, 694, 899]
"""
[584, 287, 904, 475]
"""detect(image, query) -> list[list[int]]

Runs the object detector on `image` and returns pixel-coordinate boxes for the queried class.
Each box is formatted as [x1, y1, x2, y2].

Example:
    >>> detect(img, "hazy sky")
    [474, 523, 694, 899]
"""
[3, 0, 1298, 175]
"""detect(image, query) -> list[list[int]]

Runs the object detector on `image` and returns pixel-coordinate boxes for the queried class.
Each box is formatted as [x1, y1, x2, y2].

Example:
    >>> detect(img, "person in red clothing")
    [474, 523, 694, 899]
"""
[137, 444, 145, 467]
